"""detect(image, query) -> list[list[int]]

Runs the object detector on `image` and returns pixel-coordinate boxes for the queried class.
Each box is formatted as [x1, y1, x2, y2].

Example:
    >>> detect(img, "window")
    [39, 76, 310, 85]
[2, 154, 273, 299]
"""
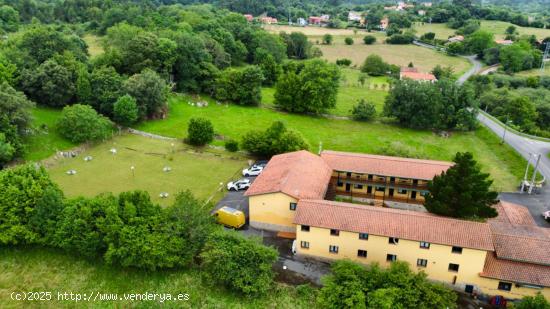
[289, 202, 297, 211]
[390, 177, 396, 183]
[354, 184, 363, 189]
[357, 250, 367, 258]
[368, 174, 373, 180]
[420, 242, 430, 249]
[301, 225, 310, 232]
[452, 246, 463, 254]
[420, 191, 429, 197]
[386, 254, 397, 262]
[448, 263, 460, 272]
[498, 282, 512, 291]
[417, 259, 428, 267]
[330, 229, 340, 236]
[300, 241, 309, 249]
[413, 179, 418, 185]
[359, 233, 369, 240]
[346, 172, 352, 177]
[337, 180, 343, 186]
[376, 186, 385, 192]
[389, 237, 399, 245]
[398, 188, 407, 194]
[329, 245, 339, 254]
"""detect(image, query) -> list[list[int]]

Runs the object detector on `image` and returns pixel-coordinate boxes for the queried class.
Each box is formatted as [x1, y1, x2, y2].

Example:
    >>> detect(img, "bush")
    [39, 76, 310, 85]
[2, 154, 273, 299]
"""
[386, 33, 414, 44]
[113, 95, 139, 126]
[241, 121, 308, 158]
[351, 99, 376, 121]
[57, 104, 112, 143]
[200, 230, 278, 295]
[363, 35, 376, 45]
[420, 32, 435, 41]
[224, 139, 239, 152]
[361, 54, 388, 76]
[186, 117, 214, 146]
[335, 58, 352, 66]
[322, 34, 333, 45]
[344, 37, 354, 45]
[214, 66, 264, 106]
[124, 69, 169, 119]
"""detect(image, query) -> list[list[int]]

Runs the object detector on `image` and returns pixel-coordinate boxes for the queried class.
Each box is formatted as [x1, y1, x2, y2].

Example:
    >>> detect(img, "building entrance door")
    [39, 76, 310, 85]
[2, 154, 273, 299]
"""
[345, 183, 351, 192]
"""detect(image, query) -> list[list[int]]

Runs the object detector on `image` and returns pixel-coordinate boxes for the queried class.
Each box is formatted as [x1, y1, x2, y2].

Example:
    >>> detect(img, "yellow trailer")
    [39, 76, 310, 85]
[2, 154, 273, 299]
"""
[214, 206, 246, 229]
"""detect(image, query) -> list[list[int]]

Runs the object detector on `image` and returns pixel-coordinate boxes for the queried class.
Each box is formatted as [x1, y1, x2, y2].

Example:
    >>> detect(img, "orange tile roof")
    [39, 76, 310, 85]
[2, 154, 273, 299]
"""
[489, 201, 536, 226]
[400, 71, 437, 81]
[490, 223, 550, 266]
[293, 199, 494, 251]
[320, 150, 453, 180]
[244, 150, 332, 199]
[481, 252, 550, 287]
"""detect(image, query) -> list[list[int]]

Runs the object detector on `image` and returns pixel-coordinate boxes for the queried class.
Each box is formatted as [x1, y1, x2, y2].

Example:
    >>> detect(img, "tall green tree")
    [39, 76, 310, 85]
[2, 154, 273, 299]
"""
[425, 152, 499, 219]
[515, 293, 550, 309]
[241, 121, 308, 157]
[57, 104, 112, 143]
[361, 54, 388, 76]
[186, 117, 214, 146]
[214, 65, 264, 105]
[89, 66, 124, 116]
[124, 69, 169, 119]
[113, 95, 139, 126]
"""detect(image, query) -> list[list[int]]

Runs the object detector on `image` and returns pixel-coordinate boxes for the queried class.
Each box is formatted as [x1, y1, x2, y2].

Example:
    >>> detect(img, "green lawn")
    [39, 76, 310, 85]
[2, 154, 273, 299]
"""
[83, 34, 104, 58]
[412, 21, 550, 41]
[516, 65, 550, 77]
[136, 94, 528, 192]
[0, 247, 311, 309]
[262, 68, 389, 117]
[24, 107, 76, 162]
[47, 134, 247, 206]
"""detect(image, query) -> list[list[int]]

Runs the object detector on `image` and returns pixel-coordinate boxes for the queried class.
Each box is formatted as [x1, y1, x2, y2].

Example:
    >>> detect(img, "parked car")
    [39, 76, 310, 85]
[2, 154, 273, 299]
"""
[213, 206, 246, 229]
[242, 165, 263, 176]
[227, 178, 251, 191]
[252, 161, 268, 169]
[543, 210, 550, 222]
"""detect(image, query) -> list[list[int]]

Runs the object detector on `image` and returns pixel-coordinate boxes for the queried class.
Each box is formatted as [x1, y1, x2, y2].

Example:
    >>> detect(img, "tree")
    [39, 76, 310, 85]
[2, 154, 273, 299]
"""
[88, 66, 124, 117]
[317, 260, 367, 309]
[281, 32, 312, 59]
[124, 69, 169, 119]
[500, 42, 542, 73]
[0, 82, 33, 166]
[361, 54, 388, 76]
[200, 230, 278, 295]
[274, 59, 340, 114]
[446, 42, 465, 55]
[323, 34, 333, 45]
[421, 32, 435, 41]
[241, 121, 308, 157]
[20, 59, 76, 107]
[363, 35, 376, 45]
[515, 293, 550, 309]
[431, 65, 455, 80]
[351, 100, 376, 121]
[214, 66, 264, 106]
[187, 117, 214, 146]
[0, 164, 63, 245]
[225, 139, 239, 152]
[505, 25, 517, 35]
[344, 37, 354, 45]
[254, 48, 281, 86]
[113, 95, 139, 126]
[465, 30, 494, 56]
[57, 104, 112, 143]
[425, 152, 499, 219]
[0, 5, 20, 32]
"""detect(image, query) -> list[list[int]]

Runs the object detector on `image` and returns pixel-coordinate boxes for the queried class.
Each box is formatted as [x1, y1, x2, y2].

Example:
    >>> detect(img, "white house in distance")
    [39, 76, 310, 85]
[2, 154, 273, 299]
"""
[448, 35, 465, 43]
[348, 11, 362, 22]
[495, 39, 514, 46]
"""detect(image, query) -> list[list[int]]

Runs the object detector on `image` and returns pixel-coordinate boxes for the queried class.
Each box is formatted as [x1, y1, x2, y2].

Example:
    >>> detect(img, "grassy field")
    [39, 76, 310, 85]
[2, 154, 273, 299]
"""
[412, 21, 550, 41]
[24, 107, 76, 162]
[517, 65, 550, 77]
[83, 34, 104, 58]
[136, 93, 528, 192]
[46, 134, 247, 206]
[0, 247, 311, 309]
[265, 24, 471, 76]
[262, 68, 389, 116]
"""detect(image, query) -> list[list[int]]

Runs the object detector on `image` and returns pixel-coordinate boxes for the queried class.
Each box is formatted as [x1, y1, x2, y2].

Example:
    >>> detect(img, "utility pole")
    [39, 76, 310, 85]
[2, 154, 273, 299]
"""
[528, 154, 541, 194]
[541, 41, 549, 73]
[520, 153, 532, 192]
[501, 115, 510, 144]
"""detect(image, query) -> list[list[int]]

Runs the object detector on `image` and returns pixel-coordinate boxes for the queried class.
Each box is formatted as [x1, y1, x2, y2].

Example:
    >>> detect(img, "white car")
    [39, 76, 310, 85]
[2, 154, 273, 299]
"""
[242, 166, 263, 177]
[543, 210, 550, 222]
[227, 179, 251, 191]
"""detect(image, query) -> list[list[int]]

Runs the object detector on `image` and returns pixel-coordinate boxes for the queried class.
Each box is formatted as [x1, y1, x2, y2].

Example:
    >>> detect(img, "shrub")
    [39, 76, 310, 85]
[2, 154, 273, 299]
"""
[200, 230, 278, 295]
[386, 33, 414, 44]
[113, 95, 139, 126]
[344, 37, 354, 45]
[186, 117, 214, 146]
[214, 66, 264, 106]
[241, 121, 308, 158]
[57, 104, 112, 143]
[335, 58, 352, 66]
[224, 139, 239, 152]
[322, 34, 333, 45]
[351, 99, 376, 121]
[361, 54, 388, 76]
[420, 32, 435, 41]
[363, 35, 376, 45]
[124, 69, 169, 119]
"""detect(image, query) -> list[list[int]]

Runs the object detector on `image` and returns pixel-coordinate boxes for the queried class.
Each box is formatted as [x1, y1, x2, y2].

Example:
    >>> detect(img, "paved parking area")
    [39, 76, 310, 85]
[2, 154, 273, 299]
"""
[499, 192, 550, 227]
[213, 176, 255, 217]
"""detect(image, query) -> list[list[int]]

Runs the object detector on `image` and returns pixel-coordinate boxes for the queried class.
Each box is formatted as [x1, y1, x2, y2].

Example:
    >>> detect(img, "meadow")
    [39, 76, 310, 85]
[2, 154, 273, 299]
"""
[82, 34, 104, 57]
[0, 247, 312, 308]
[412, 20, 550, 41]
[136, 93, 529, 192]
[46, 134, 247, 206]
[265, 24, 472, 76]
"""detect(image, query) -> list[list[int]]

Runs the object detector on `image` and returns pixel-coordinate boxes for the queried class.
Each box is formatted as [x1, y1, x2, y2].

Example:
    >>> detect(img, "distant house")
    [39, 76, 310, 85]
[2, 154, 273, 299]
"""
[380, 17, 389, 30]
[308, 15, 330, 26]
[448, 35, 465, 43]
[495, 39, 514, 46]
[297, 17, 307, 26]
[400, 67, 437, 82]
[243, 14, 253, 22]
[348, 11, 362, 22]
[422, 2, 433, 7]
[259, 16, 278, 24]
[418, 9, 426, 16]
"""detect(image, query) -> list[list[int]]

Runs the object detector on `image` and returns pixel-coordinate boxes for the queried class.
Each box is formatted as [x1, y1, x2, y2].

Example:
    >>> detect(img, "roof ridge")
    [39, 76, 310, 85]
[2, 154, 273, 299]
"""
[493, 230, 550, 242]
[321, 150, 453, 166]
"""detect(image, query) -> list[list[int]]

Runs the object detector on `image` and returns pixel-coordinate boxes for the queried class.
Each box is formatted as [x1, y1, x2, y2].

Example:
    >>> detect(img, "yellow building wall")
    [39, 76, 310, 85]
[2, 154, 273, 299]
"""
[249, 193, 297, 232]
[296, 225, 549, 299]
